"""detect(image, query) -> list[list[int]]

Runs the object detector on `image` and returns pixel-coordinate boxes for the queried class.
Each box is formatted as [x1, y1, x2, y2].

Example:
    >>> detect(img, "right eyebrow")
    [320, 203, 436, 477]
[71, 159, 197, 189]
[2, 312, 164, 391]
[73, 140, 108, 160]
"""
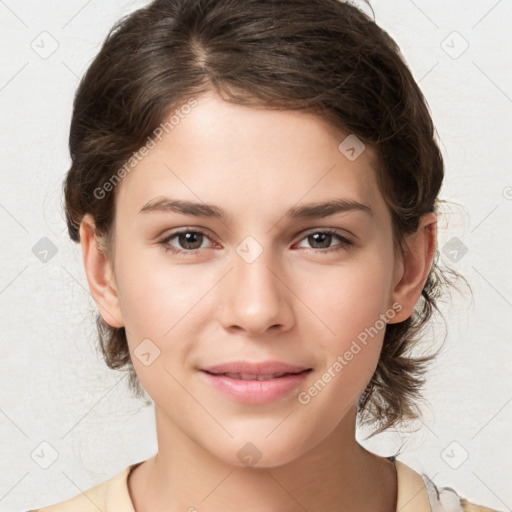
[139, 197, 231, 222]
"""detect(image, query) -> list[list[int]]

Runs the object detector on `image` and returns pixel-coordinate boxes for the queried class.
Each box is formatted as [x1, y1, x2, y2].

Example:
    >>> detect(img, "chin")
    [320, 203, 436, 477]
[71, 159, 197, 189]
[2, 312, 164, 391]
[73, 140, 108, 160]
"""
[204, 431, 315, 470]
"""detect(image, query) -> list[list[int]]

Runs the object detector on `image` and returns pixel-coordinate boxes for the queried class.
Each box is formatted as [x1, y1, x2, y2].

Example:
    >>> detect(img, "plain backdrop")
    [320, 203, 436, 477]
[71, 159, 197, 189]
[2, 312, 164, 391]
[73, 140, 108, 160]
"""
[1, 1, 511, 511]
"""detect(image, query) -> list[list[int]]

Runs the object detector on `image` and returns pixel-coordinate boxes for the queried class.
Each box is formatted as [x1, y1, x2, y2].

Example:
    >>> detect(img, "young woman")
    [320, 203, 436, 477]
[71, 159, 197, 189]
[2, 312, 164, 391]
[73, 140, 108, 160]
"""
[28, 0, 500, 510]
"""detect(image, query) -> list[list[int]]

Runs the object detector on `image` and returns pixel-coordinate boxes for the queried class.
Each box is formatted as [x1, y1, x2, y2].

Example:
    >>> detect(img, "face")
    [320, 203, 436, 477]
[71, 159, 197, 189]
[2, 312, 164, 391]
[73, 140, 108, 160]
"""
[102, 90, 406, 467]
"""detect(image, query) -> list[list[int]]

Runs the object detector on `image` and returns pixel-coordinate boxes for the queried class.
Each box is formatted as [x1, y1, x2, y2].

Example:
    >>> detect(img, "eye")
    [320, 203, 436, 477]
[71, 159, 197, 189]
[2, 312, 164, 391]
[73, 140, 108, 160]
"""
[295, 229, 354, 254]
[159, 229, 214, 254]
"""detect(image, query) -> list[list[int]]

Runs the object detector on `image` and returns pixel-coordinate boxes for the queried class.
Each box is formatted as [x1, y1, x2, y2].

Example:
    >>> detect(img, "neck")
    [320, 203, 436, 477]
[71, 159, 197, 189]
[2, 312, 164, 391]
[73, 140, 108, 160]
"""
[128, 405, 397, 512]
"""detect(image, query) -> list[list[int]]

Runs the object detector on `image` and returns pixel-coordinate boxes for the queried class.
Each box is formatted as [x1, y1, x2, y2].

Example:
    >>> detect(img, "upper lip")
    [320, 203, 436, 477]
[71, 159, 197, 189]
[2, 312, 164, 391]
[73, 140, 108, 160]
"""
[201, 361, 311, 376]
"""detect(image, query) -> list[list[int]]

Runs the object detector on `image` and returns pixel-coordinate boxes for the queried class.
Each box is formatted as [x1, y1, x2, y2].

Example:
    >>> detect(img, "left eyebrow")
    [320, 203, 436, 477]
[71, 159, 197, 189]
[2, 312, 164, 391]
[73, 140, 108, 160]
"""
[284, 198, 373, 220]
[138, 197, 373, 223]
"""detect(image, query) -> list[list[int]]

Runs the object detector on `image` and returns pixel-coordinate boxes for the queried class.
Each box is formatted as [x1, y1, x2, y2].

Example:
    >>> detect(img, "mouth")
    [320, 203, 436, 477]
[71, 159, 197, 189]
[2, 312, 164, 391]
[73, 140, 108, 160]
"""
[201, 360, 311, 376]
[199, 363, 312, 404]
[203, 370, 309, 381]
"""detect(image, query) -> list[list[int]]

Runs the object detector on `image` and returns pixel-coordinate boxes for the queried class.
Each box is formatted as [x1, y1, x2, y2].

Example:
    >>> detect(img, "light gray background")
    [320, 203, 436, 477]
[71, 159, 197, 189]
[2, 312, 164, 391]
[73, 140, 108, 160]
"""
[1, 1, 511, 511]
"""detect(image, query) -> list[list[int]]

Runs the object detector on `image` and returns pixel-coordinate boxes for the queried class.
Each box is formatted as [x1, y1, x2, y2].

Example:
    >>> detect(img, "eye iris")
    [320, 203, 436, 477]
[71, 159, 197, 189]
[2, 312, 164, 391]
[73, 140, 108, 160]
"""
[179, 232, 203, 250]
[309, 232, 331, 249]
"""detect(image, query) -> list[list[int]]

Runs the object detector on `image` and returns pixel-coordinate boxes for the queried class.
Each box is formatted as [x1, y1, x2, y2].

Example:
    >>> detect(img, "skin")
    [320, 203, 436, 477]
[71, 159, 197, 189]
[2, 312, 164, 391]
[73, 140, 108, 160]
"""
[80, 89, 437, 512]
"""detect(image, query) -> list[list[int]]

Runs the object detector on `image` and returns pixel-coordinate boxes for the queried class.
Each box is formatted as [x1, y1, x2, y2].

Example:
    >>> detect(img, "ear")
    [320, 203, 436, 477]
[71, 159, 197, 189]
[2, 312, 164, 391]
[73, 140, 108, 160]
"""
[388, 212, 437, 323]
[79, 214, 124, 328]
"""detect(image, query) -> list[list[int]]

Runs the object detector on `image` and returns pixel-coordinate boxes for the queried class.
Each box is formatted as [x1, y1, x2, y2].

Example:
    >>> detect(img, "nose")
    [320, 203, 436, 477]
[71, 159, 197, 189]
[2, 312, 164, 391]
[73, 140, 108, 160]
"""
[217, 241, 294, 337]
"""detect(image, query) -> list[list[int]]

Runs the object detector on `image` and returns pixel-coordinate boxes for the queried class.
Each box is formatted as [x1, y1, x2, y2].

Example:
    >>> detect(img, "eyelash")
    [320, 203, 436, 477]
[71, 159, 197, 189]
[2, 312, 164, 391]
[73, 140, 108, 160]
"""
[158, 228, 354, 255]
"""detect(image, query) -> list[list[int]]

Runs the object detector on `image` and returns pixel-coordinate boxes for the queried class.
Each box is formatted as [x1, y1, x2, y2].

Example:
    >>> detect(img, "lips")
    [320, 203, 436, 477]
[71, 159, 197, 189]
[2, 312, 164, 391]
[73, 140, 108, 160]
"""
[199, 361, 312, 404]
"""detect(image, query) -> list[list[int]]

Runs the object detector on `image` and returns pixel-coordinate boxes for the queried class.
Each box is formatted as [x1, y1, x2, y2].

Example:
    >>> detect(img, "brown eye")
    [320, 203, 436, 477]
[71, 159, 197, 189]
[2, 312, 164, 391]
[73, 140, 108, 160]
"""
[307, 232, 334, 249]
[175, 231, 204, 250]
[160, 229, 212, 254]
[296, 230, 353, 254]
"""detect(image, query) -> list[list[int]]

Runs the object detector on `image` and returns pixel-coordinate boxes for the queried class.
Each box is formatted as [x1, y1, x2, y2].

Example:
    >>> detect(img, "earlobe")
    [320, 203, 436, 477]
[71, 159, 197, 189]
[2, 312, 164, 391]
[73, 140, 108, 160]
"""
[79, 214, 124, 328]
[388, 213, 437, 324]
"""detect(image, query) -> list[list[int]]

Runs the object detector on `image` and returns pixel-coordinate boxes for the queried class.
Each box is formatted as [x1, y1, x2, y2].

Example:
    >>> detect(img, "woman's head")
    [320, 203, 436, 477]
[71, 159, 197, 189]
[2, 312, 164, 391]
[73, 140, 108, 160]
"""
[65, 0, 446, 441]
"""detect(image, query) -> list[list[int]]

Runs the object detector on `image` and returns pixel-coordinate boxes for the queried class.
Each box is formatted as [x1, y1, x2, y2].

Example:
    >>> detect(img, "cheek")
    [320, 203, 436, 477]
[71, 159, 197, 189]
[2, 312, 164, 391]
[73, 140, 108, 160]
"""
[304, 257, 393, 341]
[112, 249, 213, 383]
[115, 243, 203, 330]
[114, 260, 212, 397]
[299, 255, 392, 392]
[296, 282, 386, 430]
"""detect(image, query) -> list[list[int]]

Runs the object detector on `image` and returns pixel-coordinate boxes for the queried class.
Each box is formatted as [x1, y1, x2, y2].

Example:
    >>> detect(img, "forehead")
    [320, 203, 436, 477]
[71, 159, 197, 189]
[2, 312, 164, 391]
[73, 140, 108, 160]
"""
[114, 90, 388, 225]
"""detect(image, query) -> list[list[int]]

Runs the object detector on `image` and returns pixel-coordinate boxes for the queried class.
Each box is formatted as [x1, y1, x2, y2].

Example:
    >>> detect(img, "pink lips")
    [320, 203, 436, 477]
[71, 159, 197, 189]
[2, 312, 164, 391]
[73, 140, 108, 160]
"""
[200, 361, 312, 404]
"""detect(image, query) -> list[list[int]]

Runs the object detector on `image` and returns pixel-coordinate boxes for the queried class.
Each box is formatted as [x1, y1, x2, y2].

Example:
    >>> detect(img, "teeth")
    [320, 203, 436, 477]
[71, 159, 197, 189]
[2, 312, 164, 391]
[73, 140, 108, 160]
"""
[256, 373, 285, 381]
[223, 372, 288, 380]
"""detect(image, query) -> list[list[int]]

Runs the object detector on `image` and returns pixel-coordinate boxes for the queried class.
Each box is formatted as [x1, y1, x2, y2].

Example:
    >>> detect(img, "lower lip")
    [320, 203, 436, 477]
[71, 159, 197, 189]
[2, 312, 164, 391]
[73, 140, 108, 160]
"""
[200, 370, 311, 404]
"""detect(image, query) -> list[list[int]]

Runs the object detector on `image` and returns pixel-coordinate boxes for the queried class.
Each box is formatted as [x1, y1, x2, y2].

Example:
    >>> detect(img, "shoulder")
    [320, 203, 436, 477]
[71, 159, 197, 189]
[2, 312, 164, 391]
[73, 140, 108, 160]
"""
[459, 497, 503, 512]
[420, 467, 502, 512]
[392, 457, 502, 512]
[26, 464, 136, 512]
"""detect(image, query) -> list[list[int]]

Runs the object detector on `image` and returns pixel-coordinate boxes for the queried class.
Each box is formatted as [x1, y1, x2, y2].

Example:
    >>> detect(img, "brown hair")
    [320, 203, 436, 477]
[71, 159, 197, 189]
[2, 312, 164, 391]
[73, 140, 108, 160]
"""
[64, 0, 460, 436]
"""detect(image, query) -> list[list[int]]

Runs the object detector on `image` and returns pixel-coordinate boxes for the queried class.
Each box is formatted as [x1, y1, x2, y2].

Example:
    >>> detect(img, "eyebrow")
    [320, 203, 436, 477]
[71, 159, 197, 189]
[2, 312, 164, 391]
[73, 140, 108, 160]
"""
[139, 197, 373, 222]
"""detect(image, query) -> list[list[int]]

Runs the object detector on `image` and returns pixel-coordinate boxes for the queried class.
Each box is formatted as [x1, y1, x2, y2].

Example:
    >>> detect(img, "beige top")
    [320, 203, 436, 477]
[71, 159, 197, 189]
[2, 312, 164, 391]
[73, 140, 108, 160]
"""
[27, 458, 501, 512]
